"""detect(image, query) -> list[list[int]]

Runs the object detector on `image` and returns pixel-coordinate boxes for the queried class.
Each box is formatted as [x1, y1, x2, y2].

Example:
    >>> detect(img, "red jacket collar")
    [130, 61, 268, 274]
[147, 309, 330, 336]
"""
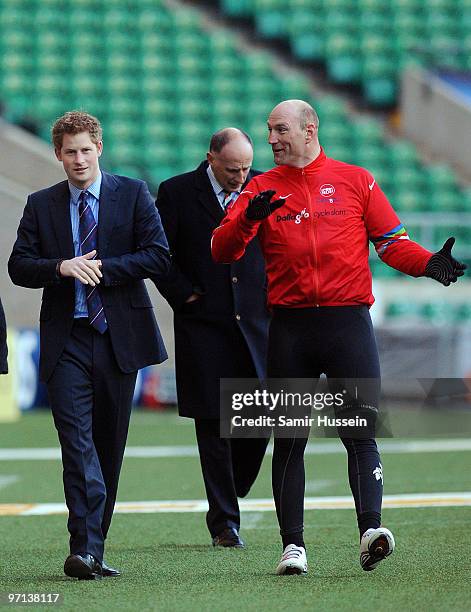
[282, 147, 327, 174]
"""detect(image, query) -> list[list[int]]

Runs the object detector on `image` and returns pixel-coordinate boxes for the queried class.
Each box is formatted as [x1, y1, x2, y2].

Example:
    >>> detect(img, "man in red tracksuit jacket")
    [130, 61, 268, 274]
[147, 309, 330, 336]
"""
[212, 99, 466, 575]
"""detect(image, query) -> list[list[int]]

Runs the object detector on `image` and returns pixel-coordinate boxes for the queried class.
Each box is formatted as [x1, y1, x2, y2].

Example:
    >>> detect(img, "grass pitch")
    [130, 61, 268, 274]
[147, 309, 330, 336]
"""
[0, 411, 470, 611]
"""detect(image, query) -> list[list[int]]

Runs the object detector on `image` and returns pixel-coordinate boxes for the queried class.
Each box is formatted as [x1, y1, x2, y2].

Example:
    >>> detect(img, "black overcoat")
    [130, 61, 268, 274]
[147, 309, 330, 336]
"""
[154, 161, 270, 418]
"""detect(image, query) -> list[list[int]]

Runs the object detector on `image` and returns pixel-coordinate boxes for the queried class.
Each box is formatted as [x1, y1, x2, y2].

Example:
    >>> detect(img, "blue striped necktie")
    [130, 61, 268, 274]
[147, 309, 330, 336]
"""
[78, 191, 108, 333]
[222, 191, 233, 210]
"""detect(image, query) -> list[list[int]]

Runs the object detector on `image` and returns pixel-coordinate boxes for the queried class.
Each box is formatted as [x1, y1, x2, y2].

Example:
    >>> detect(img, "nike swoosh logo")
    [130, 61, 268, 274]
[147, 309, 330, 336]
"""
[368, 180, 375, 191]
[279, 193, 292, 199]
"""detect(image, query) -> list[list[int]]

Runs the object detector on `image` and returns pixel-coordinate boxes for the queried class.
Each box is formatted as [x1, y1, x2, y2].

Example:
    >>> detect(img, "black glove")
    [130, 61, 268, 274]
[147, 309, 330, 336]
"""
[245, 190, 286, 221]
[424, 237, 467, 286]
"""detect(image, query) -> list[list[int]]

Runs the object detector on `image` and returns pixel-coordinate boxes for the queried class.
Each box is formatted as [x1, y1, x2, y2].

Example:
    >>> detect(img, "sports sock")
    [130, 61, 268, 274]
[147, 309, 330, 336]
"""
[358, 511, 381, 537]
[282, 534, 305, 549]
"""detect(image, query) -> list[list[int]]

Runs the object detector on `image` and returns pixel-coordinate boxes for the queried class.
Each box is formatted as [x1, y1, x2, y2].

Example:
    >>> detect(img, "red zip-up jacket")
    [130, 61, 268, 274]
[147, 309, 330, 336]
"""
[211, 149, 433, 308]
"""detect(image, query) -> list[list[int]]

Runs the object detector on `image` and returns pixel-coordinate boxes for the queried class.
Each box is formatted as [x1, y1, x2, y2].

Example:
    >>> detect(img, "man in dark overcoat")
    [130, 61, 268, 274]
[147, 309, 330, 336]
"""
[153, 128, 270, 547]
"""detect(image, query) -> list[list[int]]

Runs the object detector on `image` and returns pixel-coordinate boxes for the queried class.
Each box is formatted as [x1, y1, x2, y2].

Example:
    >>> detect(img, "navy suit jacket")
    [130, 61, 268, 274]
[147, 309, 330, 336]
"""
[8, 172, 170, 382]
[154, 161, 270, 418]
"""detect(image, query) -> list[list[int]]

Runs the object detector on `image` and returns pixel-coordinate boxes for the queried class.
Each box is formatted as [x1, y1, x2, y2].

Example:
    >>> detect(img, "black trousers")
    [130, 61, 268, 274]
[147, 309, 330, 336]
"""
[47, 320, 137, 562]
[195, 419, 269, 537]
[268, 306, 383, 545]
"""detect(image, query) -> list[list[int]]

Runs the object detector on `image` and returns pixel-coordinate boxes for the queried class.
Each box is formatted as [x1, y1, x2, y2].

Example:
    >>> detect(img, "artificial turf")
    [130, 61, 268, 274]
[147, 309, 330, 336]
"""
[0, 411, 470, 611]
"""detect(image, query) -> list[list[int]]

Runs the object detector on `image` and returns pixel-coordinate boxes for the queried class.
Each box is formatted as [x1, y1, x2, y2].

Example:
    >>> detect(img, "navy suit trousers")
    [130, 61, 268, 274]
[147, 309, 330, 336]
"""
[47, 319, 137, 562]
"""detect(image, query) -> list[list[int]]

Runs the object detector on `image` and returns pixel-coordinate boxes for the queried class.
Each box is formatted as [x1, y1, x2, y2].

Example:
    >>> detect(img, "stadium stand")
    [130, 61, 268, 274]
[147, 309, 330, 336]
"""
[0, 0, 469, 326]
[220, 0, 471, 106]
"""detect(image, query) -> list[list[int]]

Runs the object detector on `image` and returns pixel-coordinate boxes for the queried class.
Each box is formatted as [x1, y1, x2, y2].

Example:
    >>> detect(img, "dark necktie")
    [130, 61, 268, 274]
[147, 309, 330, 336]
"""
[78, 191, 108, 333]
[222, 191, 233, 210]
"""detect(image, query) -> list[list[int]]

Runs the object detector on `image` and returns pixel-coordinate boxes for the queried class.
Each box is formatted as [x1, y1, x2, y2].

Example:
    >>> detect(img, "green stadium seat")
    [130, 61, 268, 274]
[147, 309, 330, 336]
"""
[325, 144, 354, 164]
[67, 8, 99, 28]
[0, 50, 34, 75]
[425, 11, 459, 37]
[360, 34, 394, 57]
[208, 54, 244, 79]
[385, 300, 421, 319]
[210, 77, 244, 99]
[245, 75, 282, 99]
[362, 57, 397, 106]
[146, 142, 178, 167]
[244, 99, 273, 122]
[326, 35, 362, 84]
[387, 141, 419, 166]
[0, 29, 32, 53]
[211, 99, 245, 125]
[455, 304, 471, 322]
[255, 0, 286, 7]
[351, 148, 388, 171]
[390, 0, 423, 10]
[70, 0, 105, 11]
[110, 165, 143, 181]
[171, 7, 201, 30]
[174, 52, 207, 77]
[391, 12, 426, 36]
[325, 9, 357, 32]
[173, 32, 208, 56]
[34, 97, 69, 120]
[174, 75, 208, 98]
[279, 75, 312, 99]
[68, 74, 102, 98]
[365, 81, 398, 108]
[242, 53, 274, 77]
[140, 32, 173, 54]
[358, 0, 390, 9]
[315, 96, 349, 123]
[433, 225, 465, 251]
[288, 11, 325, 60]
[254, 149, 276, 171]
[103, 8, 136, 30]
[421, 302, 454, 324]
[392, 167, 426, 193]
[141, 52, 174, 75]
[425, 165, 458, 192]
[370, 254, 401, 279]
[208, 30, 238, 54]
[402, 222, 424, 244]
[0, 8, 34, 32]
[35, 32, 69, 55]
[351, 119, 384, 144]
[394, 189, 428, 213]
[256, 10, 288, 38]
[247, 119, 270, 141]
[461, 188, 471, 210]
[221, 0, 254, 17]
[137, 7, 173, 32]
[289, 0, 320, 9]
[106, 98, 140, 120]
[428, 189, 463, 212]
[319, 123, 352, 147]
[359, 11, 392, 35]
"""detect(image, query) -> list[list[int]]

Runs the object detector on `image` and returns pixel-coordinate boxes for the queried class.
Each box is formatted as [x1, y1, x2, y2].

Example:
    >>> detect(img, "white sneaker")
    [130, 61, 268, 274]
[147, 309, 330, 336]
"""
[275, 544, 308, 575]
[360, 527, 395, 571]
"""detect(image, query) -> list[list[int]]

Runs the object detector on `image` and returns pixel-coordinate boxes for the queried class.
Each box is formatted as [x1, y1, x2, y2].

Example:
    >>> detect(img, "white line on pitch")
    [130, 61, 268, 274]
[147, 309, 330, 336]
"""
[1, 438, 471, 460]
[0, 475, 19, 489]
[1, 492, 471, 517]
